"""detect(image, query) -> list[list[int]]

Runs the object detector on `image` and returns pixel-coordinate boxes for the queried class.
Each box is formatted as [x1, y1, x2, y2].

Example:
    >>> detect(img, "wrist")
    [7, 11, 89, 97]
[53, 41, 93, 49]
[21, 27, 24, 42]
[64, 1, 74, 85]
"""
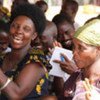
[0, 78, 12, 91]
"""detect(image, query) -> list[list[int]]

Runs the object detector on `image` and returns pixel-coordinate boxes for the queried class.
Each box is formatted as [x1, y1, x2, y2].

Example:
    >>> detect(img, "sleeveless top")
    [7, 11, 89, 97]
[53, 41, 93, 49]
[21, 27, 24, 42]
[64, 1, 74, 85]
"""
[0, 48, 50, 100]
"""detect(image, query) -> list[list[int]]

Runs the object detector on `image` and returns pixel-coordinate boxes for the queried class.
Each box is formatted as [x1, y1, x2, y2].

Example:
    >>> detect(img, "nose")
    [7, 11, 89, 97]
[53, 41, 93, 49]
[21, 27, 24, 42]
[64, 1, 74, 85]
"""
[16, 26, 23, 34]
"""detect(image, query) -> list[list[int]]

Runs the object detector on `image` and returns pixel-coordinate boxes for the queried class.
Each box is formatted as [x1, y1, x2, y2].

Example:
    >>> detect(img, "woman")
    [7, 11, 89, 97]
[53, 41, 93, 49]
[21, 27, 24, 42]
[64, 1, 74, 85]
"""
[0, 4, 49, 100]
[57, 19, 100, 100]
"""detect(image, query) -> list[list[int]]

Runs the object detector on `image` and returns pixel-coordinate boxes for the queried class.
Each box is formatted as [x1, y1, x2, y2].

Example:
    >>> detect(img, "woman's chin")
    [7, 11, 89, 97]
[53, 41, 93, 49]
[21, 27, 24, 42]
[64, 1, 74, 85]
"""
[76, 63, 85, 69]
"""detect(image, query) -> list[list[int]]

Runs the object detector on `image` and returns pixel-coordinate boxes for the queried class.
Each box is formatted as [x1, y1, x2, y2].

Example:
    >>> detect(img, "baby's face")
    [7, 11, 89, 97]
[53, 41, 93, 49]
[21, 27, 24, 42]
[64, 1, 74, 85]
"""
[0, 31, 9, 53]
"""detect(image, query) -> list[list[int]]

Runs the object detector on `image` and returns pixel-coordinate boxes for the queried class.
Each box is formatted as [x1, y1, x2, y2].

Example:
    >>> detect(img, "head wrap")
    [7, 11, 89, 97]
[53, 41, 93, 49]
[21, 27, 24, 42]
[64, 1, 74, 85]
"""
[74, 19, 100, 46]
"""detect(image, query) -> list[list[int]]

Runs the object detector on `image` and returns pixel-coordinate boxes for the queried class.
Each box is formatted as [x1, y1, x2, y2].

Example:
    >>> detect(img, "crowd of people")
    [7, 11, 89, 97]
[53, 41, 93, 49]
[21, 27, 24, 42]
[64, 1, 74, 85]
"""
[0, 0, 99, 100]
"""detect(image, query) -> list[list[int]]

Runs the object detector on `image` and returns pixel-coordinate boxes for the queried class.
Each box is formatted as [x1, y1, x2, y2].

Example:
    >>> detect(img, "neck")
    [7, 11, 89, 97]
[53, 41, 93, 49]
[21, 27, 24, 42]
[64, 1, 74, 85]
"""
[11, 44, 31, 60]
[83, 58, 100, 79]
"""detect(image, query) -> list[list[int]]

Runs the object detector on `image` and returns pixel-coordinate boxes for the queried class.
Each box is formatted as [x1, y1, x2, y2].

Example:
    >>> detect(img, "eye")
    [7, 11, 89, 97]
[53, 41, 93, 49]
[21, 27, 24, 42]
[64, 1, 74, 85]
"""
[11, 23, 19, 29]
[65, 31, 70, 35]
[23, 26, 32, 33]
[78, 44, 86, 51]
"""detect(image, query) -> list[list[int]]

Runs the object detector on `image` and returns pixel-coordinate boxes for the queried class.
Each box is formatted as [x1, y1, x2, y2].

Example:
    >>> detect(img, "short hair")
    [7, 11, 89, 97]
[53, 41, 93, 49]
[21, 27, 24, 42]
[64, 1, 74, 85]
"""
[52, 13, 73, 26]
[61, 0, 79, 13]
[35, 0, 48, 12]
[35, 1, 48, 8]
[10, 3, 46, 35]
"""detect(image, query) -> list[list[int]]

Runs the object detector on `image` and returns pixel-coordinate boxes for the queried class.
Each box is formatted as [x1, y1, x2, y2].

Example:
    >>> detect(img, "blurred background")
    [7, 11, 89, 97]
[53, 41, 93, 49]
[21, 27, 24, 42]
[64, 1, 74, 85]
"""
[1, 0, 100, 26]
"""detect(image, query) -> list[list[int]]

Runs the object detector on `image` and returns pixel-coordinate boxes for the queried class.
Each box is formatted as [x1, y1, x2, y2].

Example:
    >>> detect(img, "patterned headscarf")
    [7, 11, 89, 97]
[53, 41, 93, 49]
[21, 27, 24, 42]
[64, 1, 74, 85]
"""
[74, 19, 100, 46]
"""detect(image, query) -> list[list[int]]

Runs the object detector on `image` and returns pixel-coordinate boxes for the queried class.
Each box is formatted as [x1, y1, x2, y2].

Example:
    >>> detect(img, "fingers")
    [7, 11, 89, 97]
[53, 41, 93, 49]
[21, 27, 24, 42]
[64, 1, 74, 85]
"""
[53, 40, 62, 47]
[83, 78, 92, 91]
[53, 60, 66, 66]
[85, 92, 91, 100]
[83, 78, 92, 100]
[61, 65, 73, 74]
[60, 54, 78, 70]
[48, 48, 54, 54]
[60, 53, 70, 62]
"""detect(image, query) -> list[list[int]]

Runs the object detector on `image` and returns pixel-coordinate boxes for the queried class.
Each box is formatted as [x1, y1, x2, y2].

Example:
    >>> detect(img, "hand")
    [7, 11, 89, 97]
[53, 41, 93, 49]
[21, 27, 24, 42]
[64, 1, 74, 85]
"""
[83, 78, 92, 100]
[49, 40, 62, 55]
[53, 53, 78, 74]
[53, 40, 62, 47]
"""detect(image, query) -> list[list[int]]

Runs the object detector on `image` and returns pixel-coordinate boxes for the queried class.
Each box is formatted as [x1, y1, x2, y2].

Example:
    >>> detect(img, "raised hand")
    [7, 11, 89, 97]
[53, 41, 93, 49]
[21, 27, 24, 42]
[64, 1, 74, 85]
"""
[49, 40, 62, 55]
[53, 53, 78, 74]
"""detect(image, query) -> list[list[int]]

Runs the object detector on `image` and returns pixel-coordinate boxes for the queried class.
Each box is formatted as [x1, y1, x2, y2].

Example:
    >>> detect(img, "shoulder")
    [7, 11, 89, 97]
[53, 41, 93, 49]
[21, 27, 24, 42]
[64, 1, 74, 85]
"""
[23, 62, 46, 76]
[27, 48, 47, 64]
[22, 47, 48, 72]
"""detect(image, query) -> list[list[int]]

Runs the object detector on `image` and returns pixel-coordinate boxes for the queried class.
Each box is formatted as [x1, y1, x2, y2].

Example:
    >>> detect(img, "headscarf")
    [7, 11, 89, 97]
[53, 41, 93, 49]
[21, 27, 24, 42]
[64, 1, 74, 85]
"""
[74, 19, 100, 46]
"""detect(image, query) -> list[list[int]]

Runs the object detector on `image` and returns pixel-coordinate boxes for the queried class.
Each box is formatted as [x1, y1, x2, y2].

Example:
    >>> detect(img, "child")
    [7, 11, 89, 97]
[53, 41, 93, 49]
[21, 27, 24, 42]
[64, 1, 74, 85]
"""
[0, 20, 11, 66]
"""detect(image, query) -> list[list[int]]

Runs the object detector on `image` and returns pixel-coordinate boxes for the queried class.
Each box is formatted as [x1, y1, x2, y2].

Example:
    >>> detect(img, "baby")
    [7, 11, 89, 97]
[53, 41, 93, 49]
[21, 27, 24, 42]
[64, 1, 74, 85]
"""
[73, 79, 100, 100]
[73, 65, 100, 100]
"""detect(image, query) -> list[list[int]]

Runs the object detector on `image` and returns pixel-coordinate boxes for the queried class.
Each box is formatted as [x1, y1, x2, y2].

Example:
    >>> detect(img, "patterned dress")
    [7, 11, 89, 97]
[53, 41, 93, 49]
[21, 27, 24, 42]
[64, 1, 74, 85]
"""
[0, 47, 50, 100]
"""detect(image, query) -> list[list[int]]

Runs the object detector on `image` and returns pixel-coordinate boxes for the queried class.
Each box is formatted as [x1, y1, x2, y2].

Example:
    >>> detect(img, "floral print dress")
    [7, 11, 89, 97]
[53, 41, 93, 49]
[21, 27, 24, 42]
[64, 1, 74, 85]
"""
[0, 47, 50, 100]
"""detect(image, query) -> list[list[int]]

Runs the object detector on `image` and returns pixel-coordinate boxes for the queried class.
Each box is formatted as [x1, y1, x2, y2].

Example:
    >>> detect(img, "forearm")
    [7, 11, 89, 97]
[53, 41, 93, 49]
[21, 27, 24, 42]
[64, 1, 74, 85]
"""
[0, 63, 45, 99]
[0, 69, 22, 99]
[0, 68, 7, 87]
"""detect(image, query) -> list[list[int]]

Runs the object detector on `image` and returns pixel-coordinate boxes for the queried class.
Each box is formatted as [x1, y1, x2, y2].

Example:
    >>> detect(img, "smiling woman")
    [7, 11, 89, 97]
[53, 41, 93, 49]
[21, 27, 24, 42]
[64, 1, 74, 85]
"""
[0, 3, 50, 100]
[9, 15, 36, 49]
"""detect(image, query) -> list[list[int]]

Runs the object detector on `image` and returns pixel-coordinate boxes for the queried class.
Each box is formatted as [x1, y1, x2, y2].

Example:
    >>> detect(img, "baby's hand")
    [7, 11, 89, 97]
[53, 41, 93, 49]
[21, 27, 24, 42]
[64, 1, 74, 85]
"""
[83, 78, 92, 100]
[83, 78, 100, 100]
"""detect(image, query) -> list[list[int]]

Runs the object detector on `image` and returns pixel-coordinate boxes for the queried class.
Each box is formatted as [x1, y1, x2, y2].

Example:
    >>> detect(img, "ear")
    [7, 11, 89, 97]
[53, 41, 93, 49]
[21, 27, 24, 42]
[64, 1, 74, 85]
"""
[31, 32, 37, 41]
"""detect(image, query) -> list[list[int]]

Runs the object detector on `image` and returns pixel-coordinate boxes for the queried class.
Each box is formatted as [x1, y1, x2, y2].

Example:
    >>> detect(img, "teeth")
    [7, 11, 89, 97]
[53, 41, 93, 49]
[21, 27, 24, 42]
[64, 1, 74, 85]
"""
[14, 37, 21, 40]
[12, 35, 23, 43]
[14, 36, 22, 41]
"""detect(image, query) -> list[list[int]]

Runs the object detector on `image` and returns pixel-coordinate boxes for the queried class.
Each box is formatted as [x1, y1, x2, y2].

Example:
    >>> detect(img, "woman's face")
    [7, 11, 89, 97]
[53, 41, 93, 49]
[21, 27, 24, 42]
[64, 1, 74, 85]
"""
[73, 38, 99, 69]
[9, 15, 36, 49]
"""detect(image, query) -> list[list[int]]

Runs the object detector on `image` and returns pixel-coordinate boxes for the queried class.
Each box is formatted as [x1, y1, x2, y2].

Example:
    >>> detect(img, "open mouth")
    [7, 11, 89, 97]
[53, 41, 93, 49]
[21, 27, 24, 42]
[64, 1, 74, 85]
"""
[12, 35, 23, 44]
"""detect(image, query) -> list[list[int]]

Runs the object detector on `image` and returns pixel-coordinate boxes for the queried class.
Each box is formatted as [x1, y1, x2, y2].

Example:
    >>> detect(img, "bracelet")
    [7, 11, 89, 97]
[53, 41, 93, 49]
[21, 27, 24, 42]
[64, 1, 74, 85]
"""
[0, 78, 12, 91]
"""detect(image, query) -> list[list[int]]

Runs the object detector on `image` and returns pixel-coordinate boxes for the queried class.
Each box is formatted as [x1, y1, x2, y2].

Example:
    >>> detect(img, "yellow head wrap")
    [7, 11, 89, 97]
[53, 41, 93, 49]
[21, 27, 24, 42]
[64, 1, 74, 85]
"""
[74, 19, 100, 46]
